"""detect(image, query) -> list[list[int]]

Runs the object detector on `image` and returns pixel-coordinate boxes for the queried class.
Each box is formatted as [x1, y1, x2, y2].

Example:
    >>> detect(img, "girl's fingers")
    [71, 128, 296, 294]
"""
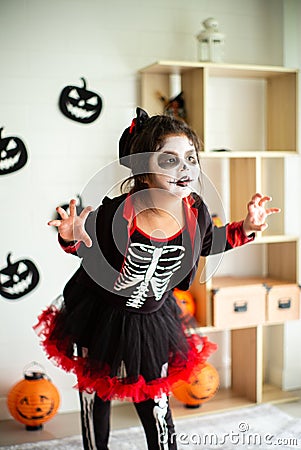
[251, 223, 268, 232]
[247, 201, 256, 211]
[258, 195, 272, 206]
[82, 232, 92, 248]
[259, 223, 268, 231]
[69, 199, 77, 217]
[79, 206, 94, 221]
[56, 206, 69, 220]
[48, 219, 61, 227]
[266, 207, 281, 216]
[251, 193, 264, 202]
[249, 194, 271, 207]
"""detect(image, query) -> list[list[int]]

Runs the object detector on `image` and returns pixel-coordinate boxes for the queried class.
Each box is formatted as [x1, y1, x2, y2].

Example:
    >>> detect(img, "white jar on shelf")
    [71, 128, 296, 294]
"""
[196, 17, 225, 63]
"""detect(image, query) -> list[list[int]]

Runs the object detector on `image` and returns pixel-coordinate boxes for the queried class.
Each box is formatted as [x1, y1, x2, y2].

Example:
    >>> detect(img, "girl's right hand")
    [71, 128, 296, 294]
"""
[48, 199, 94, 247]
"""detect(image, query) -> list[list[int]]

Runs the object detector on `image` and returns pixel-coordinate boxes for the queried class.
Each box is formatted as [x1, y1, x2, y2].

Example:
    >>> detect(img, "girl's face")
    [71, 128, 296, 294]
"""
[148, 135, 200, 198]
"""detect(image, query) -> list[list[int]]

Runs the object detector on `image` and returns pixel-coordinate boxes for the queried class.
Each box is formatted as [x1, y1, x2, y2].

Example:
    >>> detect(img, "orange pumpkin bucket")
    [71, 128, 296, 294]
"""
[171, 362, 219, 408]
[7, 362, 60, 430]
[173, 288, 196, 318]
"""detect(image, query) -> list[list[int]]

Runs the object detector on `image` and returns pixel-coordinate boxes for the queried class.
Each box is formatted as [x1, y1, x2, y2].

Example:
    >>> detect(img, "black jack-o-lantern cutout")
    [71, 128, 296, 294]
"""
[59, 77, 103, 123]
[0, 253, 40, 300]
[0, 127, 28, 175]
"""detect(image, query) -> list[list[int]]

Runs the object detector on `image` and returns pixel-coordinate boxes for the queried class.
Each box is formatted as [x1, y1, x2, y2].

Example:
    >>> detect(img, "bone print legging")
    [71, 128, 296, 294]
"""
[77, 348, 177, 450]
[79, 392, 177, 450]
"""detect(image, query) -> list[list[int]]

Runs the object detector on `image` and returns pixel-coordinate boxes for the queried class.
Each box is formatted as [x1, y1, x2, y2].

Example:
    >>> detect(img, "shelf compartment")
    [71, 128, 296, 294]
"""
[201, 154, 288, 237]
[229, 158, 257, 222]
[140, 61, 298, 153]
[266, 240, 298, 282]
[267, 73, 297, 151]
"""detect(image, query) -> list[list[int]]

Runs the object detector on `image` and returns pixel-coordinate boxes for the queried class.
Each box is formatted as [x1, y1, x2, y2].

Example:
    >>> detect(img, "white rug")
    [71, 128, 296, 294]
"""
[1, 404, 301, 450]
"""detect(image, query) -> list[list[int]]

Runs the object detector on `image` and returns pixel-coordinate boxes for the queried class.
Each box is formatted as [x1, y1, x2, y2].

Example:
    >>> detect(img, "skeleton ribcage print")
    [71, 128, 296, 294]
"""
[114, 243, 185, 309]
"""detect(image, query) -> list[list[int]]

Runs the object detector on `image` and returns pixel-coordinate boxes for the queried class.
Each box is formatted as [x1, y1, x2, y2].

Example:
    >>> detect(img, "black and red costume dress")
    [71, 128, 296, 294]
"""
[34, 193, 254, 403]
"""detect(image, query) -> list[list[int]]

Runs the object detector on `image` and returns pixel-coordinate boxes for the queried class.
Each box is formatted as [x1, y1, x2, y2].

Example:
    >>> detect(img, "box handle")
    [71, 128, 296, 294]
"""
[234, 301, 248, 313]
[278, 298, 291, 309]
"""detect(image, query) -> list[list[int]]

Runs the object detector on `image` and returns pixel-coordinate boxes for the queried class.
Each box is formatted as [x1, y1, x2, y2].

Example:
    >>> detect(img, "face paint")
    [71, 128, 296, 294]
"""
[148, 135, 200, 198]
[157, 152, 198, 170]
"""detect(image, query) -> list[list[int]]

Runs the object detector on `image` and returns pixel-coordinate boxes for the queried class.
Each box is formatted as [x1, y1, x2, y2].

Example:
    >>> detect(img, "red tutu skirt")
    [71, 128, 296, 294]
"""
[34, 288, 217, 403]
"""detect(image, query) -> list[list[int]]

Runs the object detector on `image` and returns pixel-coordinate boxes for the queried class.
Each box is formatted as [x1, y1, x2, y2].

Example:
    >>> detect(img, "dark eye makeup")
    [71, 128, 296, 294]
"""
[157, 152, 197, 169]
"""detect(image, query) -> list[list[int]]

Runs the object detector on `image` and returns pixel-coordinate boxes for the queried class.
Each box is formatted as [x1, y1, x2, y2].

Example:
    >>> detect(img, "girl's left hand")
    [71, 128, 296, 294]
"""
[243, 193, 281, 236]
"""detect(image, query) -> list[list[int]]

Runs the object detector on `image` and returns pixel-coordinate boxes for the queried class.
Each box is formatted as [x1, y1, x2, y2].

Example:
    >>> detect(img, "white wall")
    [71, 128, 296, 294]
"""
[281, 0, 301, 390]
[0, 0, 294, 419]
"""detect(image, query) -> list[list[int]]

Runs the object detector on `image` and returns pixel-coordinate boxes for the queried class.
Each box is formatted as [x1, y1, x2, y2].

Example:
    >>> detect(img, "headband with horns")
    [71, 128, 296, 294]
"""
[119, 107, 149, 168]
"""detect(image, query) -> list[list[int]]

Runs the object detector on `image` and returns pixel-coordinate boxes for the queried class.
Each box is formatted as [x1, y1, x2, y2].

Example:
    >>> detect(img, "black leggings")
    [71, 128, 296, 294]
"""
[79, 391, 178, 450]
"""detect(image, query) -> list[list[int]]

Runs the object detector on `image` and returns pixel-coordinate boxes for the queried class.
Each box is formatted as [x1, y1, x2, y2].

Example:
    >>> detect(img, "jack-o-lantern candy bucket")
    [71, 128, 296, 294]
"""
[7, 362, 60, 430]
[171, 362, 219, 408]
[173, 288, 196, 326]
[173, 288, 196, 318]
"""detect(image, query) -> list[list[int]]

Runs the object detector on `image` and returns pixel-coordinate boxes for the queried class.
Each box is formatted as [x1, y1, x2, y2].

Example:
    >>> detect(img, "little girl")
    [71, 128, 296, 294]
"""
[34, 108, 280, 450]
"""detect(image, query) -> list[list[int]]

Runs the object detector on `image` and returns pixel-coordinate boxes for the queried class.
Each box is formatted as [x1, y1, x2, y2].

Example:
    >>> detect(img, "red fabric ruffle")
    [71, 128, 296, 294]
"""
[33, 306, 217, 403]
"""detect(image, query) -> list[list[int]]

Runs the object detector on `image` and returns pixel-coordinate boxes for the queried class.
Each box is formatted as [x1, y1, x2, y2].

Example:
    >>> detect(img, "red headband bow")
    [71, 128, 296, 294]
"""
[119, 107, 149, 168]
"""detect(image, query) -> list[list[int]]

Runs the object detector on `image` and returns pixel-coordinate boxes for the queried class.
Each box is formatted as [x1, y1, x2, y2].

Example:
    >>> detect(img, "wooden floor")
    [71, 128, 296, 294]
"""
[0, 389, 301, 447]
[170, 385, 300, 419]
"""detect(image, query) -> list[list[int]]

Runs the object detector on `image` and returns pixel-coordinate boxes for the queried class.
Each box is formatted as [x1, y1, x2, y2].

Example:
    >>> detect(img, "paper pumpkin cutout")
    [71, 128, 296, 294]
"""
[59, 78, 102, 123]
[0, 253, 40, 300]
[7, 363, 60, 430]
[0, 127, 28, 175]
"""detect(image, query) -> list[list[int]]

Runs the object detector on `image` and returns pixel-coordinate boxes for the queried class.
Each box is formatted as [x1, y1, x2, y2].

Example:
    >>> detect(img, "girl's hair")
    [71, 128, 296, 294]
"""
[121, 114, 202, 194]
